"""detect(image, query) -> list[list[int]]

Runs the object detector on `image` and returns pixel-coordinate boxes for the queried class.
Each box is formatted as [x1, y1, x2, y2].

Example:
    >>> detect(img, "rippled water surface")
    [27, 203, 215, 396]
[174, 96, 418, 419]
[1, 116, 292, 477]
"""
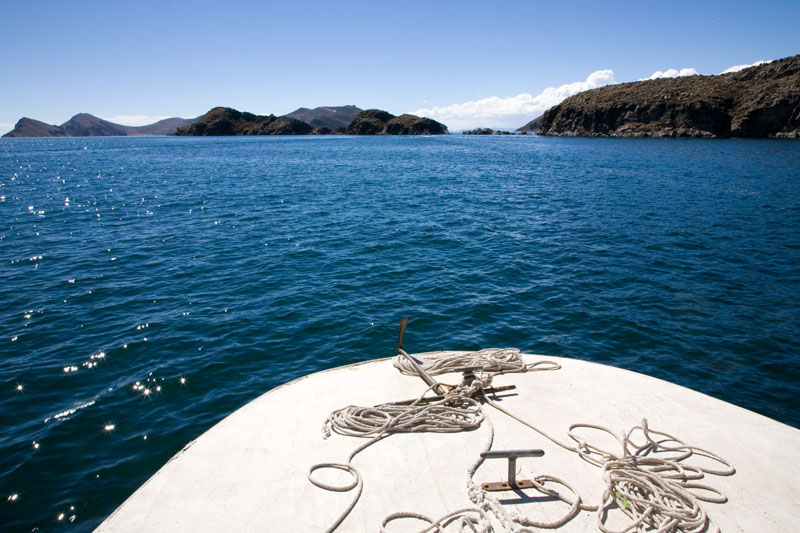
[1, 135, 798, 530]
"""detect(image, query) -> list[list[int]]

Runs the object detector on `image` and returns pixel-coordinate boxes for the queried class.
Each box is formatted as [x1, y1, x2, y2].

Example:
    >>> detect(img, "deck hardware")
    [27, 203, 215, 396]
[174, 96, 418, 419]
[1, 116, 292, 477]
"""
[397, 316, 409, 353]
[452, 366, 483, 385]
[394, 385, 516, 406]
[480, 449, 544, 491]
[452, 366, 483, 373]
[397, 317, 447, 395]
[482, 385, 516, 395]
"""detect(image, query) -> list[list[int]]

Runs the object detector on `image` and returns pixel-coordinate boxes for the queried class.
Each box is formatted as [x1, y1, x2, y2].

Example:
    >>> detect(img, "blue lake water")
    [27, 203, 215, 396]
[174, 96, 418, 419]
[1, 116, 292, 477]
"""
[1, 135, 798, 530]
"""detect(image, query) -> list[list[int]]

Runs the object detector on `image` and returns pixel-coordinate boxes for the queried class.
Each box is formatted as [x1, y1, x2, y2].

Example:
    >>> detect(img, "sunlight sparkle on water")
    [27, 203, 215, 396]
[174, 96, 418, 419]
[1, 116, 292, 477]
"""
[44, 400, 97, 423]
[104, 424, 115, 432]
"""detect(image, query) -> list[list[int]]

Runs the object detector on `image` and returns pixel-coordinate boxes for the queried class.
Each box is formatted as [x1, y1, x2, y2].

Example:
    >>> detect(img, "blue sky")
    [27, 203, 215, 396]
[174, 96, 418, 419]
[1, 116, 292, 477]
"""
[1, 0, 798, 133]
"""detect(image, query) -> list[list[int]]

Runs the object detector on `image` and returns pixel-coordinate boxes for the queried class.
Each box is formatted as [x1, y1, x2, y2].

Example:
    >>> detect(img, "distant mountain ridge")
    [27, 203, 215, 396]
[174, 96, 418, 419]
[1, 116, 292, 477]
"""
[2, 114, 197, 137]
[5, 105, 450, 138]
[176, 107, 449, 136]
[283, 105, 362, 130]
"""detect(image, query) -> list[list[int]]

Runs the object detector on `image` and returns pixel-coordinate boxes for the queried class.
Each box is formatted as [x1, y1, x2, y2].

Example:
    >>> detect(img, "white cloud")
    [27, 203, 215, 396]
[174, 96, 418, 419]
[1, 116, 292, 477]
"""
[101, 115, 172, 126]
[0, 122, 13, 135]
[641, 68, 698, 81]
[720, 60, 772, 74]
[409, 69, 616, 130]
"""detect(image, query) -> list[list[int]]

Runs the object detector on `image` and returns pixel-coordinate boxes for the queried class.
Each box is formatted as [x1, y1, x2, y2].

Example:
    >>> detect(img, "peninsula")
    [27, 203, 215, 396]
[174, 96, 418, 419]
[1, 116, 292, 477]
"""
[518, 54, 800, 138]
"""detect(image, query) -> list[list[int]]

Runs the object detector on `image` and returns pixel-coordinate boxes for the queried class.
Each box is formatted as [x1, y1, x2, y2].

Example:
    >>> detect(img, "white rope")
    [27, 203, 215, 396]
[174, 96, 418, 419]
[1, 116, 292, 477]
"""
[323, 394, 484, 439]
[488, 395, 734, 533]
[313, 349, 579, 533]
[309, 382, 488, 533]
[311, 349, 735, 532]
[392, 348, 560, 377]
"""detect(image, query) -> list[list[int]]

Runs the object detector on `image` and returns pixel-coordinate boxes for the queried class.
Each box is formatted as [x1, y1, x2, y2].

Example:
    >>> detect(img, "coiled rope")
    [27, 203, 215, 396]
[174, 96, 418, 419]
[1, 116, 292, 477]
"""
[309, 349, 562, 532]
[485, 396, 734, 532]
[309, 381, 488, 533]
[392, 348, 560, 377]
[310, 348, 734, 532]
[323, 394, 484, 439]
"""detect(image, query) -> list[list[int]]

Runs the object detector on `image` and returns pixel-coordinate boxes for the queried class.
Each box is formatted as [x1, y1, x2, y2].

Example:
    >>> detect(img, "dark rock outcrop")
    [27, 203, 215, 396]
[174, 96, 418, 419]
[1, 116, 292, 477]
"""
[345, 109, 448, 135]
[283, 105, 362, 130]
[528, 55, 800, 138]
[463, 128, 513, 135]
[3, 114, 196, 137]
[175, 107, 312, 136]
[310, 126, 333, 135]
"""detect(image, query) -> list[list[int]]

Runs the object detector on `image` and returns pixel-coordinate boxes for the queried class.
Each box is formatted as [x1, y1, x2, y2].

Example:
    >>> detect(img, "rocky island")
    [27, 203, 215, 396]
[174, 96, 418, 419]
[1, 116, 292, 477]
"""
[346, 109, 448, 135]
[518, 54, 800, 138]
[175, 107, 313, 135]
[463, 128, 513, 135]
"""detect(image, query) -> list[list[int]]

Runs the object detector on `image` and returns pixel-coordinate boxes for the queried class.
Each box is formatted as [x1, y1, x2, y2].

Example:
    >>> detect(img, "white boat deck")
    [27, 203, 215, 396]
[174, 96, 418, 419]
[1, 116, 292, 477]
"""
[97, 352, 800, 532]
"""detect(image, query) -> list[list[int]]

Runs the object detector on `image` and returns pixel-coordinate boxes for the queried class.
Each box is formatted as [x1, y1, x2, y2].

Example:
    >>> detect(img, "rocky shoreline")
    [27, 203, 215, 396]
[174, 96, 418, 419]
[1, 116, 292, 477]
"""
[518, 54, 800, 138]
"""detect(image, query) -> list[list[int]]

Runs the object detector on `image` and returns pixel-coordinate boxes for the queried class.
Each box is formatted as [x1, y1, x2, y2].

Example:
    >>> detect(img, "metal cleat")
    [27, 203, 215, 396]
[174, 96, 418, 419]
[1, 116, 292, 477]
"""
[480, 449, 544, 491]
